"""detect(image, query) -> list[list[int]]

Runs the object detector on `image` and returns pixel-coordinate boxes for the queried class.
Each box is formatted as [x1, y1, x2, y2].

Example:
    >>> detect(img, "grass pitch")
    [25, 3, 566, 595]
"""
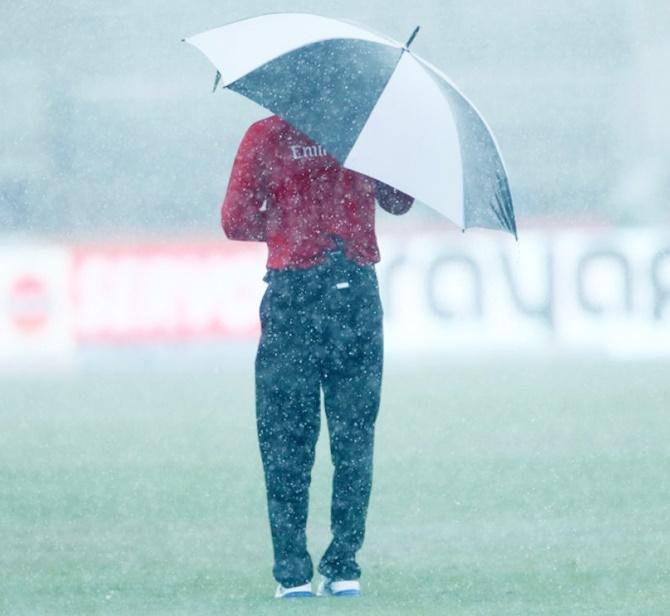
[1, 357, 669, 615]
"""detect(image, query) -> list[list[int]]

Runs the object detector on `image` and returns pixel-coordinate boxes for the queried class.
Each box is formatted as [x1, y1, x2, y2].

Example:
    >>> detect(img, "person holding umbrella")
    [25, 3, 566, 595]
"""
[222, 114, 413, 598]
[187, 10, 515, 601]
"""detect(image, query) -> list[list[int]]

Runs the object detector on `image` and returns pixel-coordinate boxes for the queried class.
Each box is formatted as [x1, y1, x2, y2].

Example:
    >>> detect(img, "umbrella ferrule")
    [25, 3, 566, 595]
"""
[405, 26, 420, 50]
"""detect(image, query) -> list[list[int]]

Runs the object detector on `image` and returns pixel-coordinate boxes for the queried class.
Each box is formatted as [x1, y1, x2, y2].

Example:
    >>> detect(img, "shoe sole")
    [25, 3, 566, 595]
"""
[332, 590, 361, 597]
[318, 590, 361, 597]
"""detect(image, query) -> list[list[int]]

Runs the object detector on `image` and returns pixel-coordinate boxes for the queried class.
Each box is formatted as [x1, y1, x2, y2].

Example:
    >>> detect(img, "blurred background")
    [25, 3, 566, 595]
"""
[1, 3, 669, 614]
[2, 0, 669, 236]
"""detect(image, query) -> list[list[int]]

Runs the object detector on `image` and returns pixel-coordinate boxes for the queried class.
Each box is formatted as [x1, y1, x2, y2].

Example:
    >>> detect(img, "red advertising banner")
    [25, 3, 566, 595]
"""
[71, 243, 266, 342]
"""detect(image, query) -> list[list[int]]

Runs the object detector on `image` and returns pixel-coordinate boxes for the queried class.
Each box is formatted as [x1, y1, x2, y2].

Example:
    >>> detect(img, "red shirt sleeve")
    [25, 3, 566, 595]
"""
[221, 123, 269, 241]
[376, 180, 414, 215]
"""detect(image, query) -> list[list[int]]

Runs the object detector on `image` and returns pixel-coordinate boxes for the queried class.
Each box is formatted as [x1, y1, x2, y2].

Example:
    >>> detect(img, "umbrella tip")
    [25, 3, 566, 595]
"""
[405, 25, 420, 49]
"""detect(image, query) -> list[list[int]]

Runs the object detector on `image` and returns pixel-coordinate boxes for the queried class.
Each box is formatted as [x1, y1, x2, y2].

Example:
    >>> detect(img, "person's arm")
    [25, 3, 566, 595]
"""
[221, 124, 268, 241]
[376, 180, 414, 215]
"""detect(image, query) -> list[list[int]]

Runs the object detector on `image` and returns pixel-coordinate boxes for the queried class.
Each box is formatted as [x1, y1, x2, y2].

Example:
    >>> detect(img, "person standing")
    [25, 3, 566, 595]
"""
[222, 115, 413, 599]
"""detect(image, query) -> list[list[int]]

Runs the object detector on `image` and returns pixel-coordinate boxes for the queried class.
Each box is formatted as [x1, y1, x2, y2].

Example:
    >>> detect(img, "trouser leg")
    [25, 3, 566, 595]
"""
[318, 267, 383, 581]
[255, 282, 321, 588]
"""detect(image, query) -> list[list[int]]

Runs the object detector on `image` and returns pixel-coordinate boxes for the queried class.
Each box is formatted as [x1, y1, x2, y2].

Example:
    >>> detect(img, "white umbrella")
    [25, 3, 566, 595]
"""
[184, 13, 516, 237]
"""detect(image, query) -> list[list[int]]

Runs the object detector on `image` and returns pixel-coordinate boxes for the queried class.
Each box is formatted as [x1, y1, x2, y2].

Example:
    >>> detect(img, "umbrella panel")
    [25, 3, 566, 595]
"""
[227, 39, 402, 162]
[419, 61, 516, 236]
[445, 83, 516, 235]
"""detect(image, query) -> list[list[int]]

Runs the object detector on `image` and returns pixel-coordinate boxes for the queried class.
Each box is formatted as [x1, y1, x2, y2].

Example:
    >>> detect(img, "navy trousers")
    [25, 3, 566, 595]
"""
[255, 251, 383, 587]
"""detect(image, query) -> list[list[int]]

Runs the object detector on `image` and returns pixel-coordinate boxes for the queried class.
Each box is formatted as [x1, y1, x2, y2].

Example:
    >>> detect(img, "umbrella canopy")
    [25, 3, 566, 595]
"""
[184, 13, 516, 237]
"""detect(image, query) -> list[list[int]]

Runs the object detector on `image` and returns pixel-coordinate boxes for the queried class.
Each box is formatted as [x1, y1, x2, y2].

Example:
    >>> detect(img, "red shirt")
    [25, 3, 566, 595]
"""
[222, 116, 412, 270]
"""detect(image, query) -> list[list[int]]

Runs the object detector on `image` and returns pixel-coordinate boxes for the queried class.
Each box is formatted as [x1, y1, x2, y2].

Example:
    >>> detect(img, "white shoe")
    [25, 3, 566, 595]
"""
[274, 582, 314, 599]
[317, 577, 361, 597]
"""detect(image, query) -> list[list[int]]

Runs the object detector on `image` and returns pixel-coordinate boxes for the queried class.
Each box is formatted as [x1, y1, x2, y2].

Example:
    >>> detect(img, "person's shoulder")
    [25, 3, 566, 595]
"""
[247, 115, 286, 138]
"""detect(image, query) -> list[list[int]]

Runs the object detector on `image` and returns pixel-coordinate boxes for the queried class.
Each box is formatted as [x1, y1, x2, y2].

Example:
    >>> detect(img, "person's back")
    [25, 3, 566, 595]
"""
[222, 115, 411, 268]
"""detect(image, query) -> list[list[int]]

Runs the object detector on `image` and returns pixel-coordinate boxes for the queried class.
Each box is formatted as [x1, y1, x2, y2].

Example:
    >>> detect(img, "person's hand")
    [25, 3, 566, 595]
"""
[375, 180, 414, 215]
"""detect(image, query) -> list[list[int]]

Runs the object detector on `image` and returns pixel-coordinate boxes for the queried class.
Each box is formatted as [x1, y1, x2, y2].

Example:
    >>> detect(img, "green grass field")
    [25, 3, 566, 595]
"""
[1, 357, 669, 615]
